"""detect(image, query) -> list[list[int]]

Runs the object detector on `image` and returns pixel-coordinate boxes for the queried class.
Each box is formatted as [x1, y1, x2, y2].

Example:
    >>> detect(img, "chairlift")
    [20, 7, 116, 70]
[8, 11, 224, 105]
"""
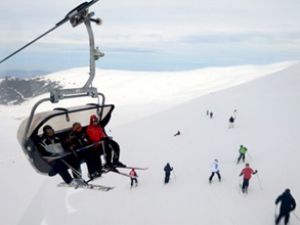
[0, 0, 112, 174]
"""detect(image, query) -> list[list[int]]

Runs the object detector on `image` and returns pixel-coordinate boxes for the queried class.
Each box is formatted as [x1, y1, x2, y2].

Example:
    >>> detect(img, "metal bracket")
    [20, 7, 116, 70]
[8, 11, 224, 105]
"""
[50, 87, 98, 103]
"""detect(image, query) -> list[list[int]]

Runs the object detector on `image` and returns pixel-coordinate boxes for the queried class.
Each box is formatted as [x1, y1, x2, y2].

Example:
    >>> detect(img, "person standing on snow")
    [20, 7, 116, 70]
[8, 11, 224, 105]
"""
[209, 159, 221, 183]
[275, 189, 297, 225]
[129, 168, 138, 188]
[164, 163, 173, 184]
[239, 163, 257, 193]
[237, 145, 248, 164]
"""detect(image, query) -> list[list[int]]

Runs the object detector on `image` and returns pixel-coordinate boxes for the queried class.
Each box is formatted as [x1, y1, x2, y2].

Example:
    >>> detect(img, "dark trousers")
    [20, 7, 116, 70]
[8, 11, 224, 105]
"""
[165, 172, 171, 183]
[241, 178, 250, 193]
[79, 150, 102, 175]
[276, 212, 290, 225]
[48, 155, 81, 183]
[101, 139, 120, 165]
[209, 171, 221, 182]
[131, 178, 138, 187]
[237, 153, 245, 163]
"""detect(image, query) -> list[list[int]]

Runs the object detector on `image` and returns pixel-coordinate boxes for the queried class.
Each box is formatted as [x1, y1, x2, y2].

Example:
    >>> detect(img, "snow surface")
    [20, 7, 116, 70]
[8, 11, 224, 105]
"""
[0, 61, 300, 225]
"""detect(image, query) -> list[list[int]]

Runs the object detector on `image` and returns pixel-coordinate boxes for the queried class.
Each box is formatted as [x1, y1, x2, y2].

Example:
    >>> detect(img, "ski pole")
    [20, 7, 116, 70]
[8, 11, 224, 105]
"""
[247, 152, 253, 160]
[293, 212, 300, 223]
[172, 170, 176, 180]
[274, 204, 278, 221]
[255, 173, 263, 190]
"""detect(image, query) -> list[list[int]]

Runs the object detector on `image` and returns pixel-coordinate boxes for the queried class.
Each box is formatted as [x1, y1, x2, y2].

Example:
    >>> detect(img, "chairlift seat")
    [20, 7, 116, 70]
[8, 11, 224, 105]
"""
[17, 103, 114, 174]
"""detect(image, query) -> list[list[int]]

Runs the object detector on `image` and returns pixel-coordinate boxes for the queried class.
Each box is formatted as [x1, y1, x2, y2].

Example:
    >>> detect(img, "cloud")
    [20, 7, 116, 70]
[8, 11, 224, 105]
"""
[1, 0, 300, 71]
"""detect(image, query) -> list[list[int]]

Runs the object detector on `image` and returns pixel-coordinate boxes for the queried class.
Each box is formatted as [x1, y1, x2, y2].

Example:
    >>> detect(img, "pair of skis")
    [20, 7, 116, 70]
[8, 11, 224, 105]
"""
[58, 166, 148, 191]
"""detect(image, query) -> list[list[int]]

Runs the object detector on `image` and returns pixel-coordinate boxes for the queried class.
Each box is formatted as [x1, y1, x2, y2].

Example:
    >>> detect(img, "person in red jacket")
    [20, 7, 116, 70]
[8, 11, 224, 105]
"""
[239, 163, 257, 193]
[86, 114, 126, 169]
[129, 168, 138, 188]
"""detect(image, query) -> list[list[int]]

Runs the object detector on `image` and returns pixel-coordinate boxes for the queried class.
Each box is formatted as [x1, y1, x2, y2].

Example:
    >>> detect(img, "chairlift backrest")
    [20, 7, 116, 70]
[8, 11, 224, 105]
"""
[17, 103, 114, 174]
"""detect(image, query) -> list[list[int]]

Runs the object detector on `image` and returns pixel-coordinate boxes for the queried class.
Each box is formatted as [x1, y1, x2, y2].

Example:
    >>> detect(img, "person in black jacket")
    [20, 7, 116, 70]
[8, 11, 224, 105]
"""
[40, 125, 81, 184]
[164, 163, 173, 184]
[275, 188, 297, 225]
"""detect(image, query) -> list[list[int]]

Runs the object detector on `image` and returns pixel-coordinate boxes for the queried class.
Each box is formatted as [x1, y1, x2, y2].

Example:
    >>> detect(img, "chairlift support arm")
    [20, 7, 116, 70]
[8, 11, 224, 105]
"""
[1, 0, 103, 101]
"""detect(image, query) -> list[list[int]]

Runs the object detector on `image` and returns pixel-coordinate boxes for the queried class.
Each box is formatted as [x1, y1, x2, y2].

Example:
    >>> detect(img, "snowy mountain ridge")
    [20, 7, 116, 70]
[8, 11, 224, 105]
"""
[0, 61, 300, 225]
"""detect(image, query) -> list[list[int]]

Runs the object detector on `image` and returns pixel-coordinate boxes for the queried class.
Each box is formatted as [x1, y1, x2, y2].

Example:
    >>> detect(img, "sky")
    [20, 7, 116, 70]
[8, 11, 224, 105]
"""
[0, 0, 300, 73]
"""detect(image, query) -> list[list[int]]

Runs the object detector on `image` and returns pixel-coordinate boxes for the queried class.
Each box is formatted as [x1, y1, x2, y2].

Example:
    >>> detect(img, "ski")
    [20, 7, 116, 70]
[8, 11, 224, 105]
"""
[116, 166, 148, 170]
[103, 168, 135, 178]
[58, 182, 114, 191]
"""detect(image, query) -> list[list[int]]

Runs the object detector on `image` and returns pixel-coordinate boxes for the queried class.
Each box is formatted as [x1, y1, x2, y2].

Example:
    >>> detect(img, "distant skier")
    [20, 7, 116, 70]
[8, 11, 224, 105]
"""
[210, 112, 213, 119]
[209, 159, 221, 183]
[129, 168, 138, 188]
[239, 163, 257, 193]
[174, 130, 181, 137]
[229, 116, 235, 128]
[206, 110, 209, 116]
[275, 189, 296, 225]
[164, 163, 173, 184]
[237, 145, 248, 164]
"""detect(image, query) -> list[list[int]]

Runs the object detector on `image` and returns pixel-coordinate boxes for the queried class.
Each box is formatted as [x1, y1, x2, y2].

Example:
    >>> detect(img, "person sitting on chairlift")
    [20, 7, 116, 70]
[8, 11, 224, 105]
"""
[63, 122, 103, 180]
[86, 114, 126, 170]
[39, 125, 82, 184]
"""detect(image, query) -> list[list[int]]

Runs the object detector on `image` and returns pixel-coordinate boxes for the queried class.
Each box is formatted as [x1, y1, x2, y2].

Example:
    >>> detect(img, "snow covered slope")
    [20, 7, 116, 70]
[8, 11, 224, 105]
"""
[0, 61, 300, 225]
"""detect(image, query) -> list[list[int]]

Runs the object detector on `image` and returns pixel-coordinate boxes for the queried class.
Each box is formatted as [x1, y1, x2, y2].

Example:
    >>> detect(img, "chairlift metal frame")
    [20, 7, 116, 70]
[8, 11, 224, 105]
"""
[1, 0, 114, 174]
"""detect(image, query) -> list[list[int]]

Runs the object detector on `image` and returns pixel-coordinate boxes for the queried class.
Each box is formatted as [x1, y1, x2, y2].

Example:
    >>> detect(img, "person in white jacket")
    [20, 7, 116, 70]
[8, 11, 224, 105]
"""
[209, 159, 222, 183]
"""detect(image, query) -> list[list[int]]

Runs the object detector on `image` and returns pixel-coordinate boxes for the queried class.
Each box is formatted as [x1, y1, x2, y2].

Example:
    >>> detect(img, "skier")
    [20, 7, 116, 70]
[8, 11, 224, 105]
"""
[39, 125, 83, 185]
[239, 163, 257, 193]
[210, 111, 213, 119]
[86, 114, 126, 169]
[237, 145, 248, 164]
[209, 159, 221, 183]
[174, 130, 181, 137]
[275, 189, 297, 225]
[206, 110, 209, 116]
[164, 163, 173, 184]
[129, 168, 138, 188]
[229, 116, 235, 128]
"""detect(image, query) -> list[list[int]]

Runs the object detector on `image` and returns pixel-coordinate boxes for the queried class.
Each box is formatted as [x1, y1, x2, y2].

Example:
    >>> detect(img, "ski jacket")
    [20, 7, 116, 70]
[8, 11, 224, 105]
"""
[40, 134, 64, 156]
[239, 146, 247, 154]
[211, 161, 220, 172]
[164, 164, 173, 173]
[276, 191, 297, 213]
[63, 130, 90, 151]
[129, 169, 137, 177]
[240, 167, 256, 180]
[86, 115, 107, 143]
